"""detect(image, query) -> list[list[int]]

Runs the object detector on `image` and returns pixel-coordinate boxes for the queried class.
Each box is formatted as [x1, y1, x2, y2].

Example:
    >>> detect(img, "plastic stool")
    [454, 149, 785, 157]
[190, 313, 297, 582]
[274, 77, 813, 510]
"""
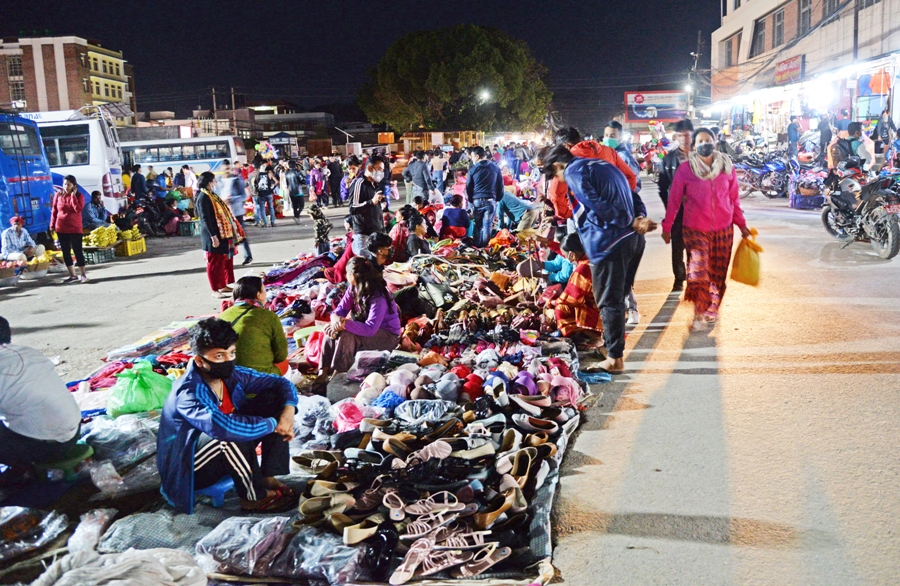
[194, 477, 235, 508]
[33, 442, 94, 482]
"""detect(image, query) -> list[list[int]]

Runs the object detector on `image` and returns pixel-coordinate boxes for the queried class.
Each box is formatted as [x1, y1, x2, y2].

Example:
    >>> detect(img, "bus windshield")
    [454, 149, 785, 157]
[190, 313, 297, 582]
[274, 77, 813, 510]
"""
[39, 124, 91, 166]
[0, 122, 43, 156]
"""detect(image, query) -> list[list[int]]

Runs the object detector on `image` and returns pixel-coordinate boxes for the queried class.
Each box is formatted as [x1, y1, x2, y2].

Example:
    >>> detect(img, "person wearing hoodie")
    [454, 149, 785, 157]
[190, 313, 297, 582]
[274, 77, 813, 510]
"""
[542, 145, 656, 374]
[661, 128, 750, 332]
[658, 119, 694, 291]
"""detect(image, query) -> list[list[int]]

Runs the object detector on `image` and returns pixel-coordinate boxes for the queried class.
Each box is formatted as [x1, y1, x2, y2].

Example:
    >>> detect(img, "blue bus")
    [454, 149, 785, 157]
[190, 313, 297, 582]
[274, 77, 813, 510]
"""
[0, 114, 56, 235]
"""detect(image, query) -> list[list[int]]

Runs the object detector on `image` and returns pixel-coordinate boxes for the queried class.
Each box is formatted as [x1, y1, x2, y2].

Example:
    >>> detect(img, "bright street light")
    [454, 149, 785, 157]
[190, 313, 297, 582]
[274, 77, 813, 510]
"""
[480, 90, 491, 101]
[684, 83, 693, 93]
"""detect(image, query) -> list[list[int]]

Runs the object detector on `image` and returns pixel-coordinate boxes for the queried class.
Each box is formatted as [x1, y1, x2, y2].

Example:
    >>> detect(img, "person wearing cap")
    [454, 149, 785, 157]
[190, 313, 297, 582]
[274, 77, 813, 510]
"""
[1, 217, 44, 261]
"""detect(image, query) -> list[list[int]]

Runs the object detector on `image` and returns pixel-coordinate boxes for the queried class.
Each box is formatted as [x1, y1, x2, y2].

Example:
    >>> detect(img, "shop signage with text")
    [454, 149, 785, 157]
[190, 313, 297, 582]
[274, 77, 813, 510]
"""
[775, 55, 805, 85]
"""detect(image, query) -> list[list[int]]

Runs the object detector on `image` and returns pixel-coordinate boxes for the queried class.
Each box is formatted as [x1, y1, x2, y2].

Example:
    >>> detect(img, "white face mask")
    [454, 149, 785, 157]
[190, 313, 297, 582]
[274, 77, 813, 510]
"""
[371, 170, 385, 183]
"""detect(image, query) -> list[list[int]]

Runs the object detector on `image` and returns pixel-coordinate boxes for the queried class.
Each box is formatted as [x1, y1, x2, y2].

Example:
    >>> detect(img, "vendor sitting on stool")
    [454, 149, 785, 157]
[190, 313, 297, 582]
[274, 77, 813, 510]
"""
[157, 317, 298, 514]
[0, 316, 81, 479]
[315, 257, 401, 386]
[82, 191, 110, 230]
[0, 217, 45, 261]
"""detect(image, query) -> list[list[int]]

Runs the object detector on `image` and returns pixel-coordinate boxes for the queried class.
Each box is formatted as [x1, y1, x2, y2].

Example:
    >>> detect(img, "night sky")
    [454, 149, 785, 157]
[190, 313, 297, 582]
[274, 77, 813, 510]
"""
[6, 0, 720, 133]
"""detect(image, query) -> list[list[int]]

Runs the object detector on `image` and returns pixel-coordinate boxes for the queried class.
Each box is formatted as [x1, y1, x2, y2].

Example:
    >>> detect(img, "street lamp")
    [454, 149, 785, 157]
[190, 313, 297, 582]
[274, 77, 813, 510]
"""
[479, 90, 491, 101]
[684, 83, 693, 93]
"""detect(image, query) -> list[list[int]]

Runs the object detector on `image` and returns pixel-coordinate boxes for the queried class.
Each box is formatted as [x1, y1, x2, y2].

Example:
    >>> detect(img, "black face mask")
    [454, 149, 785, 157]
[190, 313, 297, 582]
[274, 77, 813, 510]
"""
[200, 356, 236, 380]
[696, 143, 715, 157]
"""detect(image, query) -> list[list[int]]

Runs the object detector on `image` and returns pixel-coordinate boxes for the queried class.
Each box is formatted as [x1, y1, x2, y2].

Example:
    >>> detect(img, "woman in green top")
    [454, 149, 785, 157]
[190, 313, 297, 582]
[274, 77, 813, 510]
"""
[218, 276, 288, 376]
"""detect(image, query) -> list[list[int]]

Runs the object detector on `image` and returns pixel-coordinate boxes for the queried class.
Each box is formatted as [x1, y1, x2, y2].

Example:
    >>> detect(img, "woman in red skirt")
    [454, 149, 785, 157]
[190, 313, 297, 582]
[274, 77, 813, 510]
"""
[195, 171, 245, 298]
[661, 128, 751, 331]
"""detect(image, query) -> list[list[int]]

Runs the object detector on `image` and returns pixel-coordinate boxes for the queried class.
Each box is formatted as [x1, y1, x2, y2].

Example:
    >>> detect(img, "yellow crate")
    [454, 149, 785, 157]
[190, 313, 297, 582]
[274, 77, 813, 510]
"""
[115, 238, 146, 257]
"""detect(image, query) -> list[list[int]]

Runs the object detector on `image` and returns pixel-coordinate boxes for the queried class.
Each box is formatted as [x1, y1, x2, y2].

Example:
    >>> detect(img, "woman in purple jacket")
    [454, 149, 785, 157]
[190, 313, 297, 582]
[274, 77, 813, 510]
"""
[317, 257, 401, 381]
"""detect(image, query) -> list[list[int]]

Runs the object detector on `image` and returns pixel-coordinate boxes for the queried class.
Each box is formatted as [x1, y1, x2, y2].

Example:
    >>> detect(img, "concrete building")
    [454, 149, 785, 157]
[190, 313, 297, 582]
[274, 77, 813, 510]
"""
[709, 0, 899, 136]
[0, 36, 136, 124]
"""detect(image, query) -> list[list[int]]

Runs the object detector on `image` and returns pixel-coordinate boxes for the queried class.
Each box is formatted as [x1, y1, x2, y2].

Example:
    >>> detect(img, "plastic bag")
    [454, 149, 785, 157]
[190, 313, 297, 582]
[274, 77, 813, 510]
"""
[80, 415, 157, 469]
[89, 458, 160, 501]
[87, 462, 124, 494]
[31, 548, 206, 586]
[346, 350, 389, 382]
[268, 525, 368, 584]
[106, 362, 172, 418]
[196, 516, 290, 576]
[67, 509, 118, 552]
[305, 331, 324, 368]
[0, 507, 68, 563]
[731, 228, 763, 286]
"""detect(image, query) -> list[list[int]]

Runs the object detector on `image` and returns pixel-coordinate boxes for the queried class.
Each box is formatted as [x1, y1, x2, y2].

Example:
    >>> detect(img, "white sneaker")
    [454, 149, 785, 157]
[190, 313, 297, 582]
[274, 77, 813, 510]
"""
[690, 318, 707, 332]
[626, 309, 640, 325]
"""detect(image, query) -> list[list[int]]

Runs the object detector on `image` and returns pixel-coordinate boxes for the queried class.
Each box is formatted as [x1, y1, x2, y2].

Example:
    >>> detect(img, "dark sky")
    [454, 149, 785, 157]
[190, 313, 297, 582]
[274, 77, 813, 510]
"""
[6, 0, 721, 133]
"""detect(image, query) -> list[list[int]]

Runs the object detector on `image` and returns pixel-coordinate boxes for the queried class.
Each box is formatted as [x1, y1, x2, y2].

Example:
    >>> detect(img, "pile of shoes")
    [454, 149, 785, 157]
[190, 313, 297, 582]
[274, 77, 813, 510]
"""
[292, 371, 580, 583]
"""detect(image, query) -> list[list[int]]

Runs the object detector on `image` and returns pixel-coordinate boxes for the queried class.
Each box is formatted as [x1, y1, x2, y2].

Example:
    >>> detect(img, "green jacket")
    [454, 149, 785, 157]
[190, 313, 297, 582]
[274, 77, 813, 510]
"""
[219, 303, 288, 376]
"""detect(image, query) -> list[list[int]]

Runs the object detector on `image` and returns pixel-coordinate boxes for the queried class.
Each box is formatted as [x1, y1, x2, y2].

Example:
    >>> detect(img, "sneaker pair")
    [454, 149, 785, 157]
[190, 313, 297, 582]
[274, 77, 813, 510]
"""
[626, 309, 640, 325]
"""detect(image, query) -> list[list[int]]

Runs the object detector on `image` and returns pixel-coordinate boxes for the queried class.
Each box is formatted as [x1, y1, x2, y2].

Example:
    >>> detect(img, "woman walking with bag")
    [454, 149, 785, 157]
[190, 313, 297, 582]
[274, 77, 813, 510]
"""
[196, 171, 245, 298]
[51, 175, 88, 283]
[661, 128, 751, 331]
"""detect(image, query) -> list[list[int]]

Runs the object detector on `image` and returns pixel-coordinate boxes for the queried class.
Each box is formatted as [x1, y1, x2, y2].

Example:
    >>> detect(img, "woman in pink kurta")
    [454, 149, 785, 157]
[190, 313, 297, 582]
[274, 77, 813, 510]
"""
[661, 128, 751, 331]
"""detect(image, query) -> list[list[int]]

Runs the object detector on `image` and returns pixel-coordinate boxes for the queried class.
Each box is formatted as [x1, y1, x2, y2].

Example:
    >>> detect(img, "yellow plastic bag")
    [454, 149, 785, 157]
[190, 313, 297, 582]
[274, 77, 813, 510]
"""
[731, 228, 763, 286]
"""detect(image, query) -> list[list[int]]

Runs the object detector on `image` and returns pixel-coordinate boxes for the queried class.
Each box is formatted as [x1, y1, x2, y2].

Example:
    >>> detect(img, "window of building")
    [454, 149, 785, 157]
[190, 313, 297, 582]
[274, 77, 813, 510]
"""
[734, 0, 741, 8]
[104, 85, 109, 97]
[82, 78, 89, 93]
[773, 9, 785, 47]
[751, 18, 766, 57]
[799, 0, 812, 34]
[102, 62, 107, 74]
[115, 64, 120, 76]
[6, 56, 25, 102]
[117, 87, 122, 99]
[92, 58, 98, 71]
[857, 0, 880, 7]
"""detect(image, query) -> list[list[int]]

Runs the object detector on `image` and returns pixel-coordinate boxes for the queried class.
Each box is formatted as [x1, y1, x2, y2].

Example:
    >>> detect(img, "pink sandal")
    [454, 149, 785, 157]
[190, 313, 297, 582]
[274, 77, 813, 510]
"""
[389, 537, 434, 585]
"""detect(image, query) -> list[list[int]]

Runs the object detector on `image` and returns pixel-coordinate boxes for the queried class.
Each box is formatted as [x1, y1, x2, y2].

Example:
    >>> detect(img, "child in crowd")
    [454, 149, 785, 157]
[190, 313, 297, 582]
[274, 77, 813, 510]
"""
[308, 205, 333, 254]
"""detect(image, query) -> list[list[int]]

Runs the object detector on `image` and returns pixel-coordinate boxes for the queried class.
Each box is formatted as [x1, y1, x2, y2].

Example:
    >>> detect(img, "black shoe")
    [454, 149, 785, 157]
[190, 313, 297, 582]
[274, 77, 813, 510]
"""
[241, 257, 253, 266]
[672, 279, 684, 291]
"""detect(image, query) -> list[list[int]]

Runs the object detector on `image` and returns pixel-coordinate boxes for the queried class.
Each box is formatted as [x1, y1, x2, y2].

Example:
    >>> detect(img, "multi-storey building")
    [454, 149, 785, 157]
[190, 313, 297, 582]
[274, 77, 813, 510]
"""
[0, 36, 136, 125]
[709, 0, 899, 136]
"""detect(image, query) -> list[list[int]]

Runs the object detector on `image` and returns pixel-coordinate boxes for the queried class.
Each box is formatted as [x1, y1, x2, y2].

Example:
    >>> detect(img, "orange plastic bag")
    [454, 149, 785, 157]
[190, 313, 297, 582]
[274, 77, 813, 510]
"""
[731, 228, 763, 286]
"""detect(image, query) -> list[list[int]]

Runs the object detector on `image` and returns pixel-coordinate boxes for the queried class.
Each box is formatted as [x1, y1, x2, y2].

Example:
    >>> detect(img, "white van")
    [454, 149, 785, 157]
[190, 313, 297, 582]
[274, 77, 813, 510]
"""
[22, 107, 126, 214]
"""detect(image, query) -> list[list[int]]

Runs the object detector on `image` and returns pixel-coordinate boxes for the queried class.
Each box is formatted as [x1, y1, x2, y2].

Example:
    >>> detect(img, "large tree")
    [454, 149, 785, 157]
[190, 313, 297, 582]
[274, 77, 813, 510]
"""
[359, 25, 552, 132]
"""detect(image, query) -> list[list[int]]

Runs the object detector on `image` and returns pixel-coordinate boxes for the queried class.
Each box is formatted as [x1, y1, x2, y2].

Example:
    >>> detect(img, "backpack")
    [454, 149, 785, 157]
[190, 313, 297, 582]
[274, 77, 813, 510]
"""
[830, 138, 854, 166]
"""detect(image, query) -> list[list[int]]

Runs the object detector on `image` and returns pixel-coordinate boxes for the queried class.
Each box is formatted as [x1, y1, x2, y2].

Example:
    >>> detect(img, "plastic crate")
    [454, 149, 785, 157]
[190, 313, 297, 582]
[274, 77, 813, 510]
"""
[178, 220, 201, 236]
[84, 247, 116, 265]
[115, 238, 146, 257]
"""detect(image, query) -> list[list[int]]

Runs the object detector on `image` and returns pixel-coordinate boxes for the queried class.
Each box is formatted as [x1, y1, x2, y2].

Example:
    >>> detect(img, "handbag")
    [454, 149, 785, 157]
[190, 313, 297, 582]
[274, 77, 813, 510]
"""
[424, 282, 456, 309]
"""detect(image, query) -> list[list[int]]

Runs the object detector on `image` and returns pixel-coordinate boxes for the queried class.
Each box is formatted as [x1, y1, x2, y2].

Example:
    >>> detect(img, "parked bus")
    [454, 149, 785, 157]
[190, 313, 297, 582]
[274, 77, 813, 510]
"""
[0, 114, 56, 235]
[119, 136, 247, 179]
[22, 107, 126, 215]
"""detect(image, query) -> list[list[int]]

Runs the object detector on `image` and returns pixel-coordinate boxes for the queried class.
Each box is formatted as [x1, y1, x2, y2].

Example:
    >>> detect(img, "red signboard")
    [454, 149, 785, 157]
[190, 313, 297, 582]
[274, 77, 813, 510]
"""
[775, 55, 804, 85]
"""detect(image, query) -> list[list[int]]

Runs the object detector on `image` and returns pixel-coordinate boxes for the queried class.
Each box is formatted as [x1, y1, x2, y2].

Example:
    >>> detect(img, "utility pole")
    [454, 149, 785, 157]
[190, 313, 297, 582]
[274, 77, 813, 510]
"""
[211, 87, 218, 135]
[231, 87, 237, 136]
[688, 30, 702, 121]
[852, 0, 860, 61]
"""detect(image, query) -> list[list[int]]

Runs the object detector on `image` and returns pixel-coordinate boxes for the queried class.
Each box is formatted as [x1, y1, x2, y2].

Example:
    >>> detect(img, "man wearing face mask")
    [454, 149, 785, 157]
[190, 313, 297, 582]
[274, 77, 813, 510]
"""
[157, 318, 298, 514]
[603, 121, 642, 193]
[657, 119, 694, 291]
[348, 156, 387, 254]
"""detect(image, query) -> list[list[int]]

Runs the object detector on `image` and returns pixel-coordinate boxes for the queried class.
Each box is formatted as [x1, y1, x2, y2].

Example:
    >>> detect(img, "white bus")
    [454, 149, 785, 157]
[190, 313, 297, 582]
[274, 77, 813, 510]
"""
[119, 136, 247, 179]
[22, 107, 127, 214]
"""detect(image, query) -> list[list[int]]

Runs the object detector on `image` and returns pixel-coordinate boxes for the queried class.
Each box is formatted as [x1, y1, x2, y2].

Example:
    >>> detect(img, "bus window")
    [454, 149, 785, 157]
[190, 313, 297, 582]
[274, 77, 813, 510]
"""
[38, 124, 91, 166]
[169, 145, 182, 160]
[121, 148, 134, 169]
[135, 147, 156, 163]
[0, 122, 46, 157]
[213, 142, 228, 158]
[158, 146, 173, 162]
[182, 144, 196, 160]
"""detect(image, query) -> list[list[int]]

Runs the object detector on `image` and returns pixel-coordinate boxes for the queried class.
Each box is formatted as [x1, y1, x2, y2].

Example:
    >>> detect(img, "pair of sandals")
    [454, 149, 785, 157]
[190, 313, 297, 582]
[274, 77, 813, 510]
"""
[389, 535, 511, 585]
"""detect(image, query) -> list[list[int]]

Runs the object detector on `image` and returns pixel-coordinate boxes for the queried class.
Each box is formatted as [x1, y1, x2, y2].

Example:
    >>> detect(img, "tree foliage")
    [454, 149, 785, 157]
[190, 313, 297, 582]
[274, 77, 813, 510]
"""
[359, 25, 552, 132]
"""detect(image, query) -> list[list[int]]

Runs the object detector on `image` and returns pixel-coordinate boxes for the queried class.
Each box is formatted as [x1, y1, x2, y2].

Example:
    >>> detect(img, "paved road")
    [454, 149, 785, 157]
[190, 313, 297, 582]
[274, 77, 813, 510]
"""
[554, 181, 900, 585]
[3, 183, 898, 584]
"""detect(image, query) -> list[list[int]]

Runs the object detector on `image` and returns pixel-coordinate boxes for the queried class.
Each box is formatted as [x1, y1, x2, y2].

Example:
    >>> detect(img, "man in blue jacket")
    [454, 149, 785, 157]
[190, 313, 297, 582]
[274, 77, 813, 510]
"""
[542, 145, 656, 374]
[157, 318, 298, 514]
[787, 116, 801, 158]
[466, 146, 504, 247]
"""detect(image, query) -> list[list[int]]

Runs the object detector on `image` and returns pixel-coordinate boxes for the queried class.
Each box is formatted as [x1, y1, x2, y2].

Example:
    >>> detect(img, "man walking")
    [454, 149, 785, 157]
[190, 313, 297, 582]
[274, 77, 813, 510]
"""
[817, 113, 833, 166]
[327, 155, 344, 208]
[657, 119, 693, 291]
[402, 152, 435, 203]
[223, 161, 253, 265]
[466, 146, 504, 247]
[285, 162, 305, 223]
[787, 116, 801, 158]
[542, 145, 655, 374]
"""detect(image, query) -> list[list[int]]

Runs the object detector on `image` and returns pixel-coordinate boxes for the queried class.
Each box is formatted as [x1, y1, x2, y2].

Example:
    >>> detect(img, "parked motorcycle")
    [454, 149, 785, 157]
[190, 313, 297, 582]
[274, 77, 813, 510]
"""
[821, 158, 900, 259]
[735, 152, 790, 199]
[115, 193, 168, 237]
